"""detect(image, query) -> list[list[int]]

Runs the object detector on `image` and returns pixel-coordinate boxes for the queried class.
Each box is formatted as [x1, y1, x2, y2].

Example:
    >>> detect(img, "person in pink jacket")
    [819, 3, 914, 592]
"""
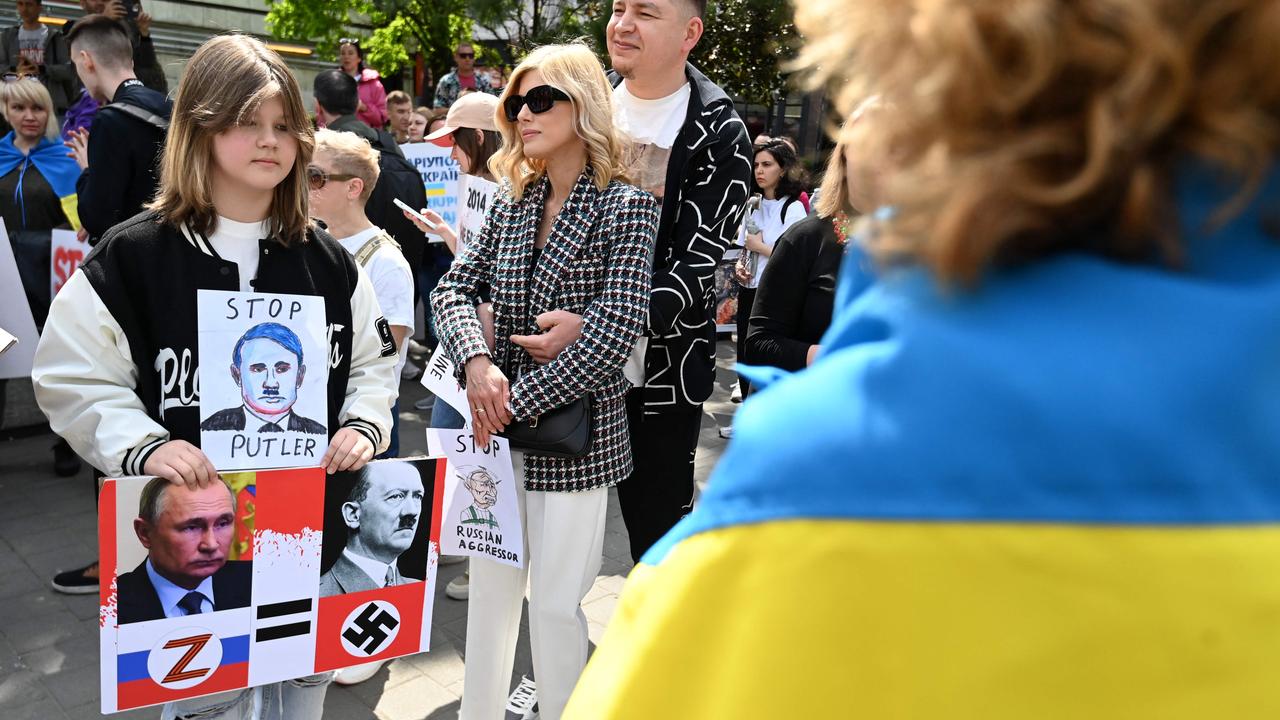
[339, 38, 387, 130]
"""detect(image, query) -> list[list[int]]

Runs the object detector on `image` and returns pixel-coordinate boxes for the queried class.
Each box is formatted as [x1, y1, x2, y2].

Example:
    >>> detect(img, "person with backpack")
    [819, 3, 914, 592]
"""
[728, 139, 808, 409]
[62, 13, 169, 243]
[314, 70, 428, 310]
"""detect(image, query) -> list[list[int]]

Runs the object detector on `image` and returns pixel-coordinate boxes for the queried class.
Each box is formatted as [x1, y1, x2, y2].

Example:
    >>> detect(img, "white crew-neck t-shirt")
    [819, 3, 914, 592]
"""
[739, 196, 807, 289]
[336, 227, 415, 381]
[612, 80, 691, 200]
[206, 216, 270, 292]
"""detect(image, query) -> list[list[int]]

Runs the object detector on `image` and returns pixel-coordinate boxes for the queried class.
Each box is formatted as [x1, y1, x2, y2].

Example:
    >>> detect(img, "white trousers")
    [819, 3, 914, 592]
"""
[459, 453, 609, 720]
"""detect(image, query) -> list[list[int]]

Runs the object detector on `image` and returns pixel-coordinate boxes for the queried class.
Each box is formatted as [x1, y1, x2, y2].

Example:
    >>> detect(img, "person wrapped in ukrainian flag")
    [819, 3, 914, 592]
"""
[566, 1, 1280, 718]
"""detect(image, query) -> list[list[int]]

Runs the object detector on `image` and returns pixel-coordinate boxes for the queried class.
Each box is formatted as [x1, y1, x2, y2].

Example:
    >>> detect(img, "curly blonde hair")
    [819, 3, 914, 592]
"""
[795, 0, 1280, 284]
[490, 42, 629, 200]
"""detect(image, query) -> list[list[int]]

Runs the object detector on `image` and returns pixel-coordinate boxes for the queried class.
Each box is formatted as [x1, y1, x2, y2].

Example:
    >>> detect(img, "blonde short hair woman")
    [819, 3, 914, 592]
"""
[565, 2, 1280, 718]
[431, 41, 658, 720]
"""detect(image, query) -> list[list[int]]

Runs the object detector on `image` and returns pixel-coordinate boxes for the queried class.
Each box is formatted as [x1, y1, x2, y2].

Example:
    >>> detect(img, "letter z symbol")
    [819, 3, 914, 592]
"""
[161, 633, 214, 684]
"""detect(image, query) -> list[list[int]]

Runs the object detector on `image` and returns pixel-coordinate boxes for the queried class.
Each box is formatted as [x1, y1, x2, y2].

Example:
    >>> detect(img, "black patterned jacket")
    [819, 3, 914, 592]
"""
[611, 64, 754, 411]
[431, 169, 659, 491]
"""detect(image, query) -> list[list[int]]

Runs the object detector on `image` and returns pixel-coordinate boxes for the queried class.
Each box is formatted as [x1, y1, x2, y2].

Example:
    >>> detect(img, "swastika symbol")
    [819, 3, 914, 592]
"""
[341, 602, 400, 656]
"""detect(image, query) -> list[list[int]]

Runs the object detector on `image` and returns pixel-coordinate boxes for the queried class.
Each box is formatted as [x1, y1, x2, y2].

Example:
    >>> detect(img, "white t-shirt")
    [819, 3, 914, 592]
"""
[612, 80, 690, 200]
[740, 197, 807, 289]
[206, 216, 269, 292]
[612, 81, 689, 386]
[337, 227, 415, 381]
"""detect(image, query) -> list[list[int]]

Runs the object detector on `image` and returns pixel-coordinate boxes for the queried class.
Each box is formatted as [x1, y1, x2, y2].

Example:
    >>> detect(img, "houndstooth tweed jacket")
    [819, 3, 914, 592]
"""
[431, 168, 659, 492]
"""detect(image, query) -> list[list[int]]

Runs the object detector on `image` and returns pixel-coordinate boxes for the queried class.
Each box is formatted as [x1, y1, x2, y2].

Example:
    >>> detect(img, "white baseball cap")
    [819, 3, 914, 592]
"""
[426, 92, 500, 147]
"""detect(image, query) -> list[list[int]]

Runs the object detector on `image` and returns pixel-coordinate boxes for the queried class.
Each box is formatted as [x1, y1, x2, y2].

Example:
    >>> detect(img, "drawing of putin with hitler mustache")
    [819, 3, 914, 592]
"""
[200, 322, 325, 434]
[319, 462, 424, 596]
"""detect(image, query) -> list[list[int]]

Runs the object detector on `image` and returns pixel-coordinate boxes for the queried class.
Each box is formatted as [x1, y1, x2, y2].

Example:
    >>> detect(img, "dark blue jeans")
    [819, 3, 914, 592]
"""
[376, 400, 400, 458]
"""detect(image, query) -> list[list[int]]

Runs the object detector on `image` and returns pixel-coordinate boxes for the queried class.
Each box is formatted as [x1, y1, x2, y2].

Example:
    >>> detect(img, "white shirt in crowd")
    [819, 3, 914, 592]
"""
[612, 80, 690, 386]
[336, 227, 415, 382]
[739, 197, 807, 289]
[205, 216, 269, 292]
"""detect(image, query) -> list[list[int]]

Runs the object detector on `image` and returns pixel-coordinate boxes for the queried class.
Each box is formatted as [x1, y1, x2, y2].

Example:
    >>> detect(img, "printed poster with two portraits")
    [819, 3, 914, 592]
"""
[96, 289, 459, 712]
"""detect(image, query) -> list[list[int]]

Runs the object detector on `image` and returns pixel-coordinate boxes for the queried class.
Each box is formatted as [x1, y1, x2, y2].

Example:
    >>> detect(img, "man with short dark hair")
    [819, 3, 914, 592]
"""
[0, 0, 76, 115]
[386, 89, 413, 143]
[63, 13, 170, 242]
[432, 42, 495, 108]
[510, 0, 752, 562]
[319, 461, 424, 596]
[314, 70, 427, 291]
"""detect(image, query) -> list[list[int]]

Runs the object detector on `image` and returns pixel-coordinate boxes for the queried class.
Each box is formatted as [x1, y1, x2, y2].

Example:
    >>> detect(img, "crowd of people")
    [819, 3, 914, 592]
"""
[3, 0, 1278, 717]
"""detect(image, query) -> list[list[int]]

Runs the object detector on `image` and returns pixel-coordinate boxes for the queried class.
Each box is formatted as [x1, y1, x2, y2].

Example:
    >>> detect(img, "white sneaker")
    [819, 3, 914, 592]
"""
[333, 660, 385, 685]
[730, 381, 742, 403]
[401, 361, 422, 380]
[718, 425, 733, 439]
[408, 338, 430, 355]
[446, 570, 469, 600]
[506, 676, 538, 719]
[438, 554, 466, 566]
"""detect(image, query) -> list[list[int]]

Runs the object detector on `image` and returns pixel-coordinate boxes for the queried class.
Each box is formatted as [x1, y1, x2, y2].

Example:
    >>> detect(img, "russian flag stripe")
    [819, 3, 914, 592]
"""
[117, 635, 251, 684]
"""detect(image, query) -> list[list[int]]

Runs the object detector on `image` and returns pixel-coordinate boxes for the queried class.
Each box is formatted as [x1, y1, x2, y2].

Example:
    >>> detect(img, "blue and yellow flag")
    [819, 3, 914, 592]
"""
[0, 131, 82, 231]
[566, 165, 1280, 719]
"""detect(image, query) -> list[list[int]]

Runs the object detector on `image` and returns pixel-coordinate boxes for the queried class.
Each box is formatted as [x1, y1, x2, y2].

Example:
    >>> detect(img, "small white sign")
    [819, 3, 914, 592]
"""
[456, 174, 498, 259]
[430, 429, 522, 568]
[0, 218, 38, 379]
[420, 344, 470, 428]
[197, 290, 329, 471]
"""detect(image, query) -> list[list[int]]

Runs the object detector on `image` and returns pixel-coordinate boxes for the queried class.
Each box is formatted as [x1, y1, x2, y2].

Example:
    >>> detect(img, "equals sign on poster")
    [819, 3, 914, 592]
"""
[255, 598, 313, 642]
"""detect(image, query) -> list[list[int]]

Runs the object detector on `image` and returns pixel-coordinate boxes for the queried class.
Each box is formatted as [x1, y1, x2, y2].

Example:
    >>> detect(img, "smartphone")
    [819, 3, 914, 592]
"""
[120, 0, 142, 20]
[393, 197, 439, 230]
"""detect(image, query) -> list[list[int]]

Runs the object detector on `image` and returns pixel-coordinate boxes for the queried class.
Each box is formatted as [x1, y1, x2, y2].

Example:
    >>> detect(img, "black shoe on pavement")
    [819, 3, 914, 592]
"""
[52, 561, 99, 595]
[53, 438, 81, 477]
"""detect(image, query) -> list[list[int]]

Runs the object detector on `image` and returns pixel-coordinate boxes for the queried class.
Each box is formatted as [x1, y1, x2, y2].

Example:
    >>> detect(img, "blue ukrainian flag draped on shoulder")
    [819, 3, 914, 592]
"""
[0, 131, 82, 231]
[564, 164, 1280, 719]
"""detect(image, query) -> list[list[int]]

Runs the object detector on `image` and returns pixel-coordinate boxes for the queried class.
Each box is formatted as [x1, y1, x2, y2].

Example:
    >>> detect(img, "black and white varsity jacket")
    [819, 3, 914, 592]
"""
[611, 64, 754, 411]
[32, 211, 398, 477]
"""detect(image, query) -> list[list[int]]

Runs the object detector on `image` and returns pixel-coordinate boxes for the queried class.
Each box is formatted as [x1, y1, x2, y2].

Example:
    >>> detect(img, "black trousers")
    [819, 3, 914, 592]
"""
[735, 286, 756, 397]
[617, 389, 704, 563]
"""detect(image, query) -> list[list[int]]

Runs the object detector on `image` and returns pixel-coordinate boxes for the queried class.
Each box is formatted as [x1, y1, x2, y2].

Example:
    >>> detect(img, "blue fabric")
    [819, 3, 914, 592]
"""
[645, 163, 1280, 566]
[430, 393, 466, 430]
[0, 131, 80, 197]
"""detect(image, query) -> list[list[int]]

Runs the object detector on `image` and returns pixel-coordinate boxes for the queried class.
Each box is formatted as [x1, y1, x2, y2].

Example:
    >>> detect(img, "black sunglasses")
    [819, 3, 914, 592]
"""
[503, 85, 571, 122]
[307, 166, 357, 190]
[456, 52, 475, 59]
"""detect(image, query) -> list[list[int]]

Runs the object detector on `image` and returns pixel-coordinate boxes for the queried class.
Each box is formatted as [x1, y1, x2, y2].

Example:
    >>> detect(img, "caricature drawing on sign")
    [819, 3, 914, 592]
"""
[319, 462, 424, 597]
[458, 465, 501, 531]
[201, 322, 325, 434]
[117, 477, 252, 625]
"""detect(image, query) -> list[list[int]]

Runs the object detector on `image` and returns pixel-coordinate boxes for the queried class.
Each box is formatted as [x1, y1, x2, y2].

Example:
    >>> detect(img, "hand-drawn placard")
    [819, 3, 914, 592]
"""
[50, 228, 85, 299]
[0, 218, 38, 379]
[430, 429, 522, 568]
[98, 460, 444, 713]
[420, 344, 470, 427]
[455, 174, 498, 259]
[400, 142, 461, 230]
[197, 290, 329, 471]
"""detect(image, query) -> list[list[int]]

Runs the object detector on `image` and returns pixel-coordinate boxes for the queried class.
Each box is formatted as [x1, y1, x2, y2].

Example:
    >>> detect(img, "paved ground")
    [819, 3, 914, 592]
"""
[0, 342, 741, 719]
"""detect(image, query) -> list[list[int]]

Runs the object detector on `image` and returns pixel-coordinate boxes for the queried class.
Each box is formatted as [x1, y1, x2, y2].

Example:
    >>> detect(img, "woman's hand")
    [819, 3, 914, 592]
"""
[143, 440, 220, 490]
[734, 262, 753, 285]
[464, 355, 512, 446]
[744, 231, 769, 255]
[403, 208, 459, 255]
[321, 427, 376, 474]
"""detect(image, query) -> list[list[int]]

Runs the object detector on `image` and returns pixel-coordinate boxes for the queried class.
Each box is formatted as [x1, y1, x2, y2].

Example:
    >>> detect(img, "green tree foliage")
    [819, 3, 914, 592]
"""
[265, 0, 473, 84]
[693, 0, 798, 106]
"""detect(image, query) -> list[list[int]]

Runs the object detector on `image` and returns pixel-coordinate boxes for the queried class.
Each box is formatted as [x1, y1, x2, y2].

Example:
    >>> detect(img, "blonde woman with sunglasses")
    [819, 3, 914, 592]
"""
[431, 42, 658, 720]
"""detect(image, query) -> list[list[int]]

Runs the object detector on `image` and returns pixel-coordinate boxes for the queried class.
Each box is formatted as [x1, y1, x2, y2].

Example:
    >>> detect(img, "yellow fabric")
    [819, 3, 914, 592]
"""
[565, 520, 1280, 719]
[59, 193, 81, 232]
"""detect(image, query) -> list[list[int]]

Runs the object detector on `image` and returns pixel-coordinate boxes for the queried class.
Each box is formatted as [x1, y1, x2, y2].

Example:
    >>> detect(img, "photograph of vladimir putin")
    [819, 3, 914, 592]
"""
[200, 321, 326, 434]
[116, 478, 252, 624]
[319, 462, 424, 597]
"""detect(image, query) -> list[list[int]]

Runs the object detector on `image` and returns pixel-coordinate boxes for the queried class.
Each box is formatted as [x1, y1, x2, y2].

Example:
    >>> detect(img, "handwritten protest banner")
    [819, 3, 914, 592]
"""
[430, 430, 523, 568]
[50, 228, 86, 299]
[400, 143, 461, 231]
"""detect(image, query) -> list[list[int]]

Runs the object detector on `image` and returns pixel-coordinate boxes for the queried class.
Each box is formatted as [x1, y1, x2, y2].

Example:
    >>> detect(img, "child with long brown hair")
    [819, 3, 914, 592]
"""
[33, 33, 398, 718]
